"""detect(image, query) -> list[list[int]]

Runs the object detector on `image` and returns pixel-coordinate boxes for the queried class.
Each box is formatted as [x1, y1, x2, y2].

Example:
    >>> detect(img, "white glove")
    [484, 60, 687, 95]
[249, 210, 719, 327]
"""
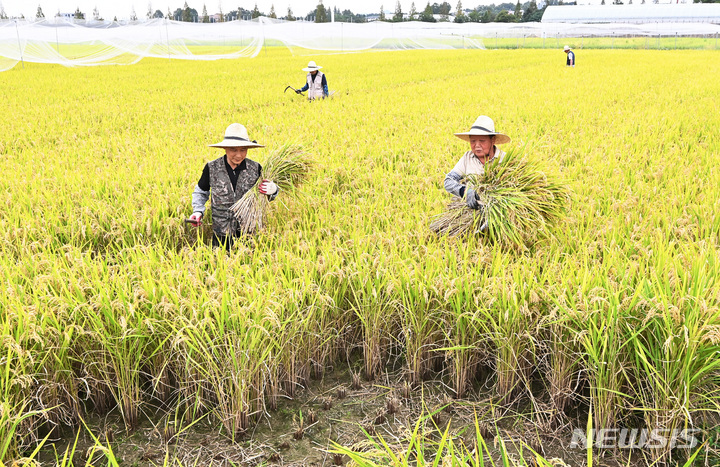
[258, 180, 278, 195]
[188, 212, 203, 226]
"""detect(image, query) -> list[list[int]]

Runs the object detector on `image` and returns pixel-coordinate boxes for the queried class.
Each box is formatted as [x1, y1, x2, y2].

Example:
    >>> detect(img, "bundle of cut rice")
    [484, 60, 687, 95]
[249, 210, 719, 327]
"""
[230, 143, 313, 235]
[430, 150, 570, 249]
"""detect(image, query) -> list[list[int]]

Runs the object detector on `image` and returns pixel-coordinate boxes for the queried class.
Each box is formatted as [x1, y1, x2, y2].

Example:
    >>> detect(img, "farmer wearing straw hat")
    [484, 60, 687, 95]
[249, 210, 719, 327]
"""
[444, 115, 511, 210]
[564, 45, 575, 67]
[296, 61, 329, 100]
[189, 123, 279, 248]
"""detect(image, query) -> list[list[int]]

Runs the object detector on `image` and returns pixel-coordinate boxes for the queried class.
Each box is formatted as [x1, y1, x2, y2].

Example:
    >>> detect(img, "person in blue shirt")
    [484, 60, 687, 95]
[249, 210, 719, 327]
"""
[296, 61, 329, 100]
[564, 45, 575, 67]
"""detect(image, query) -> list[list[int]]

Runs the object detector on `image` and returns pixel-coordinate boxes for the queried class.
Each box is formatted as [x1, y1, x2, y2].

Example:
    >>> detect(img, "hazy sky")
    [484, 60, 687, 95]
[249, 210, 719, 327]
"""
[1, 0, 672, 20]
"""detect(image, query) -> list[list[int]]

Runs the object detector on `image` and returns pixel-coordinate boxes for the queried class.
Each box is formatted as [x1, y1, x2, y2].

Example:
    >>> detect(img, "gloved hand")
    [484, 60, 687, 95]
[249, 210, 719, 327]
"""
[465, 187, 481, 210]
[295, 89, 302, 94]
[188, 212, 203, 226]
[258, 180, 278, 196]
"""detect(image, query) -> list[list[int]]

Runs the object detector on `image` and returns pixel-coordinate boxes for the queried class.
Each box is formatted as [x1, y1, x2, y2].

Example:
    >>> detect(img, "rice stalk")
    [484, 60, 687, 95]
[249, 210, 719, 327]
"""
[230, 143, 313, 235]
[430, 150, 570, 249]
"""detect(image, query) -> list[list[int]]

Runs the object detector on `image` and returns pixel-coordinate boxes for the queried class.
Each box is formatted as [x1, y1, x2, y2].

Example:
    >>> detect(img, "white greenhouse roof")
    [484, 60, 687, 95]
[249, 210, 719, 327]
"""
[542, 4, 720, 23]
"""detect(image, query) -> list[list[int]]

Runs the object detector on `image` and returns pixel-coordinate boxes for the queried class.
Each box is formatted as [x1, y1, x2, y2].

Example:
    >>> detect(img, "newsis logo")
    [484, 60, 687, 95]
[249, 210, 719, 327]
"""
[569, 428, 700, 450]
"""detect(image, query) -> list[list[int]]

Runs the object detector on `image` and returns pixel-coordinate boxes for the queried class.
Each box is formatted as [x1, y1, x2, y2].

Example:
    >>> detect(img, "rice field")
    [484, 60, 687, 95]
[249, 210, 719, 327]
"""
[1, 47, 719, 466]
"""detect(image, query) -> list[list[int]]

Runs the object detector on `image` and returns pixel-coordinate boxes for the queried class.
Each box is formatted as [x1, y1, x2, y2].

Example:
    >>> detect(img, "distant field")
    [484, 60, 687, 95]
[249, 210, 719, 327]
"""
[1, 48, 719, 466]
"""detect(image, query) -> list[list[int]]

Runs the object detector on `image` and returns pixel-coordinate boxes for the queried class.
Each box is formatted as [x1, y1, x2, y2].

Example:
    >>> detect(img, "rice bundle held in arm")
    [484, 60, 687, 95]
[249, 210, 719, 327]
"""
[230, 143, 313, 235]
[430, 150, 570, 249]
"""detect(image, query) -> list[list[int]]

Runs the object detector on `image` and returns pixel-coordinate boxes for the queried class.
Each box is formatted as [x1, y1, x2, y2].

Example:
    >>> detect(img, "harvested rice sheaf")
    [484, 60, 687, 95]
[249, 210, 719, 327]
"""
[430, 150, 571, 249]
[230, 143, 313, 235]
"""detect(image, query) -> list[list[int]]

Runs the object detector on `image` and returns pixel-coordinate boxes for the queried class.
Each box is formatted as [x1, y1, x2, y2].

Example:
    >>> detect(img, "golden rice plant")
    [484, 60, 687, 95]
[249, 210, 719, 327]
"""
[230, 143, 313, 235]
[430, 150, 570, 249]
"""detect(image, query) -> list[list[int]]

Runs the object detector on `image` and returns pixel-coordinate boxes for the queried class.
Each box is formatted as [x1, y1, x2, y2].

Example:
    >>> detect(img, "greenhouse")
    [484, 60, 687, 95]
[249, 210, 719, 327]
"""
[542, 3, 720, 24]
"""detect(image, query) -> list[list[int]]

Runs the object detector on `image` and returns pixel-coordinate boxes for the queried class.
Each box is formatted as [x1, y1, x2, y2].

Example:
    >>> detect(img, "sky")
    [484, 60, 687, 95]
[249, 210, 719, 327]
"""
[1, 0, 676, 20]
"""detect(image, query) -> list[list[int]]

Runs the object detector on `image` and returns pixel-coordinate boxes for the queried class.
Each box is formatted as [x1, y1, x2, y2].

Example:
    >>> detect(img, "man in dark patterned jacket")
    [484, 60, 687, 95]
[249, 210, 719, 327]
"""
[188, 123, 278, 248]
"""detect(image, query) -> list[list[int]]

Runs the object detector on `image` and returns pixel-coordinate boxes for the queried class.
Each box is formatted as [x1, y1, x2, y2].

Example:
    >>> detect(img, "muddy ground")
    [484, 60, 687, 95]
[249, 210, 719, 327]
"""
[36, 362, 645, 467]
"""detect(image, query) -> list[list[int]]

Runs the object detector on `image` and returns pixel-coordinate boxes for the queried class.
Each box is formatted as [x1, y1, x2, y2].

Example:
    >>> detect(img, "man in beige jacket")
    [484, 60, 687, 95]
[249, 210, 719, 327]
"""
[443, 115, 511, 210]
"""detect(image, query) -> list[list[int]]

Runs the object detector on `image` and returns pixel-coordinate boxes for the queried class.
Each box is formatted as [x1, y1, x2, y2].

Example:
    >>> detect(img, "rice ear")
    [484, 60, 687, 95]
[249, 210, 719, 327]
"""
[230, 144, 313, 234]
[430, 149, 570, 248]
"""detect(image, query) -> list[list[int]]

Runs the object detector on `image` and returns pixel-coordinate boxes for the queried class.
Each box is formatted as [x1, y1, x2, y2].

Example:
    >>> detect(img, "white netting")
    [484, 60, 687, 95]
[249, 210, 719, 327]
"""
[1, 15, 719, 71]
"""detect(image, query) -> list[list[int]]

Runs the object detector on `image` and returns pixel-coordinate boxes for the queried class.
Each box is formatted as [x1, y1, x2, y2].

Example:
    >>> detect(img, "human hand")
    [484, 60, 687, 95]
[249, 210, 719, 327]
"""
[258, 180, 278, 195]
[465, 187, 481, 210]
[188, 212, 203, 226]
[295, 89, 302, 94]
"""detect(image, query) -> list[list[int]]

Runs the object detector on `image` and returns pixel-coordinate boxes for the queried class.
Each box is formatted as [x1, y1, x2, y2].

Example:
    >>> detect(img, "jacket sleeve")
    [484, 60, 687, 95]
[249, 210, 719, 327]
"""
[192, 184, 210, 214]
[300, 83, 309, 92]
[444, 170, 466, 198]
[323, 84, 329, 97]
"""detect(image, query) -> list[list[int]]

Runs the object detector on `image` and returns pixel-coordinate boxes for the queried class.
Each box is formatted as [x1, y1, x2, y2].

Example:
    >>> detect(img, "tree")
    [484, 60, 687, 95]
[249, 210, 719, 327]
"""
[153, 9, 164, 18]
[522, 0, 536, 21]
[182, 2, 192, 21]
[438, 1, 450, 20]
[601, 0, 605, 4]
[269, 4, 276, 18]
[494, 9, 513, 21]
[74, 7, 85, 19]
[419, 2, 436, 21]
[409, 2, 417, 19]
[287, 6, 295, 20]
[202, 4, 209, 21]
[315, 0, 328, 21]
[251, 3, 261, 18]
[480, 9, 494, 22]
[130, 6, 138, 20]
[36, 5, 45, 18]
[0, 2, 7, 19]
[454, 0, 467, 22]
[113, 15, 118, 21]
[147, 2, 153, 18]
[93, 6, 101, 20]
[392, 0, 403, 20]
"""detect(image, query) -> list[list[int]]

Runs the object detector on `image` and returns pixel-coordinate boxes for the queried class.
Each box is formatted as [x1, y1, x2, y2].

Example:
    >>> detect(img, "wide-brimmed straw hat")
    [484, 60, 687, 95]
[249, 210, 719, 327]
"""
[208, 123, 264, 148]
[454, 115, 511, 145]
[563, 45, 571, 51]
[302, 60, 322, 72]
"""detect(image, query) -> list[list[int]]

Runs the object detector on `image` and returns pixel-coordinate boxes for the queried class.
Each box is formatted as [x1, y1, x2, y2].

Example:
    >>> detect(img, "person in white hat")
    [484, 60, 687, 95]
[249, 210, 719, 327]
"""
[296, 61, 328, 100]
[564, 45, 575, 67]
[444, 115, 511, 210]
[189, 123, 279, 248]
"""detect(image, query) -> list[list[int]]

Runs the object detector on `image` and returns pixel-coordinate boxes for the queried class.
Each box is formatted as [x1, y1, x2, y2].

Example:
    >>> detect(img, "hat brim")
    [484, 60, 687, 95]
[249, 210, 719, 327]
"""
[209, 140, 264, 148]
[454, 132, 511, 145]
[302, 67, 322, 72]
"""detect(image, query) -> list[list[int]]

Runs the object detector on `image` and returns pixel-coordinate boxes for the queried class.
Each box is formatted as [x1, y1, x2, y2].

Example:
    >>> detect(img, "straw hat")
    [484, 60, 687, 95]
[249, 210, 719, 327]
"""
[302, 60, 322, 72]
[563, 45, 571, 51]
[454, 115, 511, 145]
[208, 123, 264, 148]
